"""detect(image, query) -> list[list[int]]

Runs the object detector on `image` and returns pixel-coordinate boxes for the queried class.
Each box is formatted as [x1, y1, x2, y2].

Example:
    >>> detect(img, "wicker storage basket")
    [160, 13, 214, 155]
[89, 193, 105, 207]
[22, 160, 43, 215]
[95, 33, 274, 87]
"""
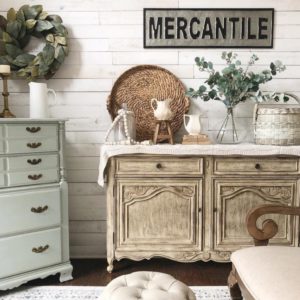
[254, 104, 300, 145]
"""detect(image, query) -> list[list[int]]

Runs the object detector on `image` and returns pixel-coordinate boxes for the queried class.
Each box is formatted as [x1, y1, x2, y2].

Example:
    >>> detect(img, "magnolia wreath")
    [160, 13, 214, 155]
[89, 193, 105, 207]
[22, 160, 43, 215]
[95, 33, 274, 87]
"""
[0, 5, 68, 81]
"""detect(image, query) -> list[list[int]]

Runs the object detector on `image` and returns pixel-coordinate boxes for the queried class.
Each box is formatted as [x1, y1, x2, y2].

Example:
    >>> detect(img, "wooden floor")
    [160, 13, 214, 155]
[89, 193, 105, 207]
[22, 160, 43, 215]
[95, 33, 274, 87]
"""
[28, 259, 232, 287]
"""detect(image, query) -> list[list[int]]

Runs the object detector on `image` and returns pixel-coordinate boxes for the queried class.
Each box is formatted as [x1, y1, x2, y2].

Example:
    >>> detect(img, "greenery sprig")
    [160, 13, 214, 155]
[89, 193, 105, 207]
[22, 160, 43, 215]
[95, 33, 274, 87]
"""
[187, 52, 288, 107]
[0, 5, 68, 81]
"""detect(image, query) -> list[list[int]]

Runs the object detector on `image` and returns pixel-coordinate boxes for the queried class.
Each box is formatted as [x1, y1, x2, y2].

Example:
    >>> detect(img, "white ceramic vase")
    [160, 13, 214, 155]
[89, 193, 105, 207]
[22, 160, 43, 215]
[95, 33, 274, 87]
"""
[151, 98, 173, 120]
[29, 82, 57, 118]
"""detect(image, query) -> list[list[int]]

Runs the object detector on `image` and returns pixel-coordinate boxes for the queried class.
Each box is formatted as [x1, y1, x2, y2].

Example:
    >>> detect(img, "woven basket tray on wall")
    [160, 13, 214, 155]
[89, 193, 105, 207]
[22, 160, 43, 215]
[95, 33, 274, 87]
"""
[254, 100, 300, 145]
[107, 65, 190, 141]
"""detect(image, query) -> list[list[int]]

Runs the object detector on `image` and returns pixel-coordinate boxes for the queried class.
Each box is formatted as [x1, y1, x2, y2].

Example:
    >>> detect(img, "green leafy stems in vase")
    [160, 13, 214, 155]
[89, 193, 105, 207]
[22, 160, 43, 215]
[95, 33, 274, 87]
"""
[187, 51, 288, 143]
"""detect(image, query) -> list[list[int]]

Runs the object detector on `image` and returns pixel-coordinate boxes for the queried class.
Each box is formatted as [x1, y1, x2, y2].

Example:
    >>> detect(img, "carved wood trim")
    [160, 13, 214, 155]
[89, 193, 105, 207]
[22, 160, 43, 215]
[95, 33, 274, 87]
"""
[246, 204, 300, 246]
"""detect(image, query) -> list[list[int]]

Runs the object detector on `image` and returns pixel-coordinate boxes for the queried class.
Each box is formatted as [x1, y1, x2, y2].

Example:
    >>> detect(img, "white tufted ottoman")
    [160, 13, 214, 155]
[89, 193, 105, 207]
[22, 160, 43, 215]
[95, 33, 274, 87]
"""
[102, 271, 196, 300]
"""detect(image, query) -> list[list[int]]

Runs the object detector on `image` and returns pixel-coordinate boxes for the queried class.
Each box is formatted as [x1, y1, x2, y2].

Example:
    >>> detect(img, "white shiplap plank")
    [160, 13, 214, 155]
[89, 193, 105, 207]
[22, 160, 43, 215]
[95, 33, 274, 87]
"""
[178, 0, 300, 10]
[113, 52, 179, 65]
[99, 11, 142, 25]
[179, 51, 300, 66]
[69, 25, 142, 39]
[69, 221, 106, 233]
[68, 170, 99, 182]
[54, 64, 194, 79]
[69, 183, 105, 196]
[66, 144, 101, 157]
[70, 233, 106, 246]
[70, 246, 105, 258]
[64, 52, 112, 65]
[69, 195, 106, 221]
[67, 157, 99, 170]
[7, 79, 113, 93]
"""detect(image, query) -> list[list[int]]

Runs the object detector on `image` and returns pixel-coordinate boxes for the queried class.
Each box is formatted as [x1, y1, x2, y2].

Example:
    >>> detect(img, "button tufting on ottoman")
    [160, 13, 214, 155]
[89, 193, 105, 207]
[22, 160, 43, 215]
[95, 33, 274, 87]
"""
[102, 271, 196, 300]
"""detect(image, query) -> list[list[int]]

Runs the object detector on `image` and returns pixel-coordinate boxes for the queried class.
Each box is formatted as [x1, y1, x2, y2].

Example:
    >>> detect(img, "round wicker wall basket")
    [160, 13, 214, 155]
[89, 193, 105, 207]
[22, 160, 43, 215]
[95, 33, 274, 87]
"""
[107, 65, 190, 141]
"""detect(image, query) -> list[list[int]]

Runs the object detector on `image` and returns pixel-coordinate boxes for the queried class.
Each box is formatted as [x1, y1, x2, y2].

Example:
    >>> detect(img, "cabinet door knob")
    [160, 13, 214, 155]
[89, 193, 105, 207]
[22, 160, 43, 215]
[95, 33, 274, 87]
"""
[27, 158, 42, 165]
[32, 245, 49, 253]
[156, 163, 162, 169]
[27, 142, 42, 149]
[26, 127, 41, 133]
[213, 208, 218, 213]
[28, 174, 43, 180]
[31, 205, 48, 213]
[255, 163, 261, 170]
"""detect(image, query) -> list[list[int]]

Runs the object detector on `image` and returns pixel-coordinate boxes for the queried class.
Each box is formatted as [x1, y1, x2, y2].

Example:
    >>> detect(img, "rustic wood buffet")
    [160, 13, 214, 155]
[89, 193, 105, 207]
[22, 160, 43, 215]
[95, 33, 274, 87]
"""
[100, 145, 300, 272]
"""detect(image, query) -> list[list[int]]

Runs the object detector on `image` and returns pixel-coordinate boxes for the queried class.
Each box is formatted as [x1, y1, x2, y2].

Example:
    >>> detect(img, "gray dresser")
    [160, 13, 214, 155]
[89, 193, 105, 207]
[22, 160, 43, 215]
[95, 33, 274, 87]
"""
[0, 119, 73, 290]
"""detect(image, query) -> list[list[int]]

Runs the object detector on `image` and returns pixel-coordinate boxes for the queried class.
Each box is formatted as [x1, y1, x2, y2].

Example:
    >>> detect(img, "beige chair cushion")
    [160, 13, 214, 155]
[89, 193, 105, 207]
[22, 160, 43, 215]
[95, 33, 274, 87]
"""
[102, 271, 196, 300]
[231, 246, 300, 300]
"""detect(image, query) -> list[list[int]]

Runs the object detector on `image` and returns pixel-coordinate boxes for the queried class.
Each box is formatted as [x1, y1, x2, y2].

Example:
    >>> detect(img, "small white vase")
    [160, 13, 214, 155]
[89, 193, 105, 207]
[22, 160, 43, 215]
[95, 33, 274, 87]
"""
[184, 114, 202, 135]
[29, 82, 57, 118]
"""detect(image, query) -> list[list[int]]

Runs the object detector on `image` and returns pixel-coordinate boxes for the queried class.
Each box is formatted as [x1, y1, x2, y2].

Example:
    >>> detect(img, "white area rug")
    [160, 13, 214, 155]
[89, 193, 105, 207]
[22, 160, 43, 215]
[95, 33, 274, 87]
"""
[0, 286, 230, 300]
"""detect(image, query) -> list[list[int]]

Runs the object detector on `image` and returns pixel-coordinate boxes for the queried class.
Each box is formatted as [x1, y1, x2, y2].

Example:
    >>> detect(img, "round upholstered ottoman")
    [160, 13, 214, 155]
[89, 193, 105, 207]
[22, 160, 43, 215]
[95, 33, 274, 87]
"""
[102, 271, 196, 300]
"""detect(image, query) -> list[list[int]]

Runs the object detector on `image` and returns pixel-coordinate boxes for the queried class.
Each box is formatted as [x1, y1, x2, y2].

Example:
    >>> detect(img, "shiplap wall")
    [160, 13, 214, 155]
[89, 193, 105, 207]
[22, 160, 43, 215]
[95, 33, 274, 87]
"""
[1, 0, 300, 258]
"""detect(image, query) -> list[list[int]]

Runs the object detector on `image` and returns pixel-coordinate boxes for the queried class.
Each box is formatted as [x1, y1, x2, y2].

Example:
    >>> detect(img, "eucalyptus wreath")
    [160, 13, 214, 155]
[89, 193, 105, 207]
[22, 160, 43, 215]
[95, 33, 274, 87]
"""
[0, 5, 68, 81]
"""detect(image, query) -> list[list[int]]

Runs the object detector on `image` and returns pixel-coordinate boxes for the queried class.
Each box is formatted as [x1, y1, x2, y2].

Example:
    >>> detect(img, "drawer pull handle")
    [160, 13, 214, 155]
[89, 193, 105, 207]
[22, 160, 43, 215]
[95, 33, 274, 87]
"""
[27, 158, 42, 165]
[27, 142, 42, 148]
[26, 127, 41, 133]
[156, 163, 162, 169]
[31, 205, 48, 213]
[255, 163, 261, 170]
[28, 174, 43, 180]
[32, 245, 49, 253]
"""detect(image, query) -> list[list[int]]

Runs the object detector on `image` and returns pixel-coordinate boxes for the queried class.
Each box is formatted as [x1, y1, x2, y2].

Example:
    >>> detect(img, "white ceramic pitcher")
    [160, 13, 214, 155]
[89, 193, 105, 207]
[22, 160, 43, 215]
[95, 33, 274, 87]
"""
[29, 82, 57, 118]
[184, 114, 202, 135]
[151, 98, 173, 120]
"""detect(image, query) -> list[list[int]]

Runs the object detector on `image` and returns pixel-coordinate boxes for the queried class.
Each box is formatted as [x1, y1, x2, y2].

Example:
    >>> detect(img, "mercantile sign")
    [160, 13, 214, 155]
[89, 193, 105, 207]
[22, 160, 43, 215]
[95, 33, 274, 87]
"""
[143, 8, 274, 48]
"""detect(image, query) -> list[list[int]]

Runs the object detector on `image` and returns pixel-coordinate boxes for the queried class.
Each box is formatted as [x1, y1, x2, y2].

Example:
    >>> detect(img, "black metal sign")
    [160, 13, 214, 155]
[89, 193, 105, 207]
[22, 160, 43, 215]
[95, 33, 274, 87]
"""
[144, 8, 274, 48]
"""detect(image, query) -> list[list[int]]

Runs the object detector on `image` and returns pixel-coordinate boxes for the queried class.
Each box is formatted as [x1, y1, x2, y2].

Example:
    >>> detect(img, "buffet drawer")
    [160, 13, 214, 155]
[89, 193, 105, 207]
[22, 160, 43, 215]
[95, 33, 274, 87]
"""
[116, 157, 203, 176]
[0, 187, 61, 236]
[7, 169, 59, 187]
[5, 124, 58, 139]
[5, 137, 58, 154]
[0, 228, 62, 279]
[7, 154, 59, 171]
[214, 157, 299, 175]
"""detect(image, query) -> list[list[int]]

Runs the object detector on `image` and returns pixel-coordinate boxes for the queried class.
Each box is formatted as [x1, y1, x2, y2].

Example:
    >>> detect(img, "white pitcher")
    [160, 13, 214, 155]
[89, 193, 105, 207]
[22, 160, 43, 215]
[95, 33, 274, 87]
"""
[184, 114, 202, 135]
[151, 98, 173, 120]
[29, 82, 57, 118]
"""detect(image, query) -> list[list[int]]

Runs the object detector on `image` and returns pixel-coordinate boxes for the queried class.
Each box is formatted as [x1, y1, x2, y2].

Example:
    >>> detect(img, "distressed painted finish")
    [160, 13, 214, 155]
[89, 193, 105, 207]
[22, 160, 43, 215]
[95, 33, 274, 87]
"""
[0, 120, 73, 290]
[1, 0, 300, 258]
[106, 155, 300, 271]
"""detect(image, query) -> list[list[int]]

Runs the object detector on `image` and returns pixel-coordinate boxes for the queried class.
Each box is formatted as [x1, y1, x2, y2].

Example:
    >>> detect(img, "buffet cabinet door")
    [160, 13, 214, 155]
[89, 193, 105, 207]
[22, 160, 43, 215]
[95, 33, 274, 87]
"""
[116, 178, 202, 251]
[213, 179, 299, 252]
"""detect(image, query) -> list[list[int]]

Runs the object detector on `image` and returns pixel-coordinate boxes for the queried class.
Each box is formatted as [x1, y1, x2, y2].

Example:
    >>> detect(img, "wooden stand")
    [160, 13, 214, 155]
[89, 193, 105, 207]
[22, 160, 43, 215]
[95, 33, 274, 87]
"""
[153, 120, 174, 144]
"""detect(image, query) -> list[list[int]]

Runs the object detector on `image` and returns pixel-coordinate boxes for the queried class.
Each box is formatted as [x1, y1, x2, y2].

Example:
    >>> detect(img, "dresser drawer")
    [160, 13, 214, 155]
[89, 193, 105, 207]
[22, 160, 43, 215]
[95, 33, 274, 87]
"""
[0, 228, 62, 279]
[5, 124, 58, 139]
[0, 187, 61, 236]
[214, 157, 299, 175]
[7, 154, 59, 171]
[7, 169, 59, 187]
[6, 137, 58, 154]
[116, 157, 203, 176]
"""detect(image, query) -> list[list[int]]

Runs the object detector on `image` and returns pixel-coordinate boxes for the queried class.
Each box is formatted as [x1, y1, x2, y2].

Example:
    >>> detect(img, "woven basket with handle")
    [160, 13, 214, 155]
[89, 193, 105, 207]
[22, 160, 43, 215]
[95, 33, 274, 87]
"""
[254, 95, 300, 145]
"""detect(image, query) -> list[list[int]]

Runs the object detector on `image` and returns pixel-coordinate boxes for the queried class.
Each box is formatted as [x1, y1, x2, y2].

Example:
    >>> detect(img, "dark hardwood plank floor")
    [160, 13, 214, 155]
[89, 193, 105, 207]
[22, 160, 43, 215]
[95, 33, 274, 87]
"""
[27, 259, 231, 287]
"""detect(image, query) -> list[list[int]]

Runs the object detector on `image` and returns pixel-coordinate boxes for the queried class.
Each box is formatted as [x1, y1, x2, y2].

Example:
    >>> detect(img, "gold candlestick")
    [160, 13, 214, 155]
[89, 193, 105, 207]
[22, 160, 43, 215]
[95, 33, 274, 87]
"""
[0, 73, 15, 118]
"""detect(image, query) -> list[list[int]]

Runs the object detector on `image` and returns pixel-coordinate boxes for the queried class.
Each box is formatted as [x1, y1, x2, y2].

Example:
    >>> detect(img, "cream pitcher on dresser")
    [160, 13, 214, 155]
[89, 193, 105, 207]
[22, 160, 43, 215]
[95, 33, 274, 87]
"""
[151, 98, 173, 120]
[29, 82, 57, 118]
[184, 114, 202, 135]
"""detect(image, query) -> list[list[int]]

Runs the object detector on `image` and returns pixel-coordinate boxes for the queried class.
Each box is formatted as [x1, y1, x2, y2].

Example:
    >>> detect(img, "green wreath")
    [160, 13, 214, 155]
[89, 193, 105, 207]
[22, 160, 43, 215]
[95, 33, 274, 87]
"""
[0, 5, 68, 81]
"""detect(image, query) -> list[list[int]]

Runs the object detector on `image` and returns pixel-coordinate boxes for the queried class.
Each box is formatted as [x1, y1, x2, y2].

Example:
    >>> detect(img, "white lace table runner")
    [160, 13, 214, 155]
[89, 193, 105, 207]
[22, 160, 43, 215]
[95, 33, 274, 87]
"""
[98, 144, 300, 186]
